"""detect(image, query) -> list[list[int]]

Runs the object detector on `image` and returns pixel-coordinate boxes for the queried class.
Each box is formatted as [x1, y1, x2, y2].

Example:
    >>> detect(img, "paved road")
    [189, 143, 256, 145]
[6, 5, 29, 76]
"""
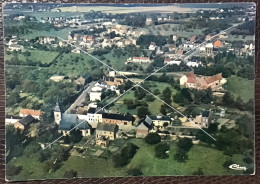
[65, 81, 97, 113]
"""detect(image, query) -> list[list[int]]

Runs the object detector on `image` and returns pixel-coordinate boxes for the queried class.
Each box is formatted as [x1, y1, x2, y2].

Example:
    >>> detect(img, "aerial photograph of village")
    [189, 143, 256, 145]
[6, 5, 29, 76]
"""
[4, 3, 255, 181]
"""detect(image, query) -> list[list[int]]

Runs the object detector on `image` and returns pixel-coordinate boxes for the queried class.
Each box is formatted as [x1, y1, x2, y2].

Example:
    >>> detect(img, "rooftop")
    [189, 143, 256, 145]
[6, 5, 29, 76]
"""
[96, 122, 118, 132]
[102, 113, 135, 121]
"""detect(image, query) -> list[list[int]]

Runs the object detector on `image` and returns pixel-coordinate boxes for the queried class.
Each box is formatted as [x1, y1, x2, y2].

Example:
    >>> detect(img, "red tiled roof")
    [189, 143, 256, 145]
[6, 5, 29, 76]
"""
[133, 57, 150, 60]
[205, 73, 222, 84]
[20, 109, 41, 116]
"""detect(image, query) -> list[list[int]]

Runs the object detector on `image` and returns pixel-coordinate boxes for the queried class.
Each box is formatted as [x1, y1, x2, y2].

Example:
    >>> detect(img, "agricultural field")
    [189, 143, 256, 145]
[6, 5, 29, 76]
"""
[5, 50, 60, 64]
[127, 139, 251, 176]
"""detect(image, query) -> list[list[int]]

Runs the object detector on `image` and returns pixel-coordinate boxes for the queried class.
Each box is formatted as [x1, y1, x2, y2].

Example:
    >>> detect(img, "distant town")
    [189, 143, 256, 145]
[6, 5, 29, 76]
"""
[5, 3, 255, 181]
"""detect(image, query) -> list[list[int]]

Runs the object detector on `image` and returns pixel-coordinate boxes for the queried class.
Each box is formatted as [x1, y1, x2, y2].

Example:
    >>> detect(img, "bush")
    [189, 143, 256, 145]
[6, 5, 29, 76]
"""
[174, 148, 188, 163]
[64, 170, 78, 178]
[155, 142, 170, 159]
[63, 135, 70, 144]
[177, 138, 193, 152]
[70, 129, 82, 143]
[243, 167, 254, 175]
[127, 168, 143, 176]
[144, 133, 161, 145]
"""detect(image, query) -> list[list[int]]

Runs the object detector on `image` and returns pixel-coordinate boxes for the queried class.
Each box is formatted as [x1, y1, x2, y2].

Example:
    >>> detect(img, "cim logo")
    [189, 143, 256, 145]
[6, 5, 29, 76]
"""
[229, 164, 247, 171]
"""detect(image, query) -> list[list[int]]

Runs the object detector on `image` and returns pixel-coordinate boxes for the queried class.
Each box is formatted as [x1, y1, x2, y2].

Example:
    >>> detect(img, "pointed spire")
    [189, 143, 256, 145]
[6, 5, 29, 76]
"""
[54, 101, 60, 112]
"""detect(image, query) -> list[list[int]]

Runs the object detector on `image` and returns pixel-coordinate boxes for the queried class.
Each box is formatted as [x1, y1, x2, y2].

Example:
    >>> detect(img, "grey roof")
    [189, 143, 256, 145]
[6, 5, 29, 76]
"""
[59, 114, 91, 131]
[102, 113, 134, 122]
[87, 107, 103, 114]
[96, 122, 118, 132]
[19, 115, 35, 126]
[202, 110, 210, 117]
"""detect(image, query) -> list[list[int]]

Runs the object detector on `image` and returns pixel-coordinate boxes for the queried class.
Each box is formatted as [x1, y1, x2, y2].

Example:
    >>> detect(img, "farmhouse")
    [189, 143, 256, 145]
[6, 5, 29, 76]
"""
[19, 109, 41, 120]
[136, 122, 152, 138]
[96, 122, 118, 141]
[103, 76, 124, 86]
[14, 115, 36, 130]
[149, 42, 157, 50]
[180, 72, 224, 90]
[193, 110, 212, 128]
[145, 115, 171, 128]
[102, 113, 135, 126]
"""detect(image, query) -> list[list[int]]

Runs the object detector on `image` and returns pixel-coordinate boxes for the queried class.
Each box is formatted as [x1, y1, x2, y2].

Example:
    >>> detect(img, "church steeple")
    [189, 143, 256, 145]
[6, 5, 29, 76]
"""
[54, 102, 61, 124]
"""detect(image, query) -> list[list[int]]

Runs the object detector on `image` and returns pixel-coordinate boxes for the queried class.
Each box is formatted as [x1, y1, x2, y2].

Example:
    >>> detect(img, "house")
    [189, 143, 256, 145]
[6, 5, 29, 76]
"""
[96, 136, 109, 148]
[190, 35, 197, 43]
[180, 72, 223, 90]
[193, 110, 212, 128]
[96, 122, 118, 141]
[145, 18, 153, 25]
[84, 107, 103, 128]
[102, 113, 135, 126]
[58, 114, 91, 137]
[172, 35, 178, 42]
[145, 115, 171, 129]
[38, 36, 55, 44]
[205, 33, 214, 41]
[90, 91, 102, 102]
[14, 115, 35, 130]
[108, 70, 116, 77]
[164, 58, 181, 65]
[75, 73, 92, 86]
[8, 44, 24, 51]
[200, 43, 214, 57]
[180, 72, 196, 86]
[219, 32, 228, 39]
[5, 114, 22, 125]
[214, 40, 222, 48]
[128, 57, 151, 63]
[83, 35, 94, 43]
[103, 76, 124, 86]
[168, 44, 177, 53]
[19, 109, 41, 120]
[149, 42, 157, 50]
[136, 122, 151, 138]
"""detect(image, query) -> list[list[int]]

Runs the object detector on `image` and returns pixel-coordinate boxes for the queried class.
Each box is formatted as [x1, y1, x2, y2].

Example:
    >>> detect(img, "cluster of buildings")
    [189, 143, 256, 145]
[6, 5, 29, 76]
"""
[180, 72, 225, 91]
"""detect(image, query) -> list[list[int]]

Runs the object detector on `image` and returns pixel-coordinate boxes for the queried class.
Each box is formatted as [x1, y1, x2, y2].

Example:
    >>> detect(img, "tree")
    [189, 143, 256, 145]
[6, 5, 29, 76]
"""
[160, 105, 167, 115]
[192, 167, 204, 175]
[113, 143, 139, 167]
[64, 170, 78, 178]
[137, 106, 150, 119]
[223, 159, 233, 168]
[174, 148, 188, 163]
[155, 142, 170, 159]
[70, 129, 83, 143]
[144, 133, 161, 145]
[63, 135, 70, 144]
[177, 138, 193, 152]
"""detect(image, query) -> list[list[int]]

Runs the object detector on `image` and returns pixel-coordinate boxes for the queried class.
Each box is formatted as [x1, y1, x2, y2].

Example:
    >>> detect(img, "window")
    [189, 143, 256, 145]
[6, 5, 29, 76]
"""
[124, 122, 127, 125]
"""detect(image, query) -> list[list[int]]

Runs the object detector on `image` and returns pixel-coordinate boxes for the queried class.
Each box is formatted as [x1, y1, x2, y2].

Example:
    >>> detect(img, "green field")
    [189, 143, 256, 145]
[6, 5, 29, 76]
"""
[5, 50, 60, 64]
[8, 138, 252, 181]
[50, 52, 104, 78]
[142, 23, 203, 37]
[223, 76, 254, 102]
[127, 139, 251, 176]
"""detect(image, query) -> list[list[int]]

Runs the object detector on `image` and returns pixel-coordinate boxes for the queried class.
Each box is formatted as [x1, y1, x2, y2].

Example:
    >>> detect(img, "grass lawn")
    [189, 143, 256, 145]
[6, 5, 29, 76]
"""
[101, 52, 129, 71]
[5, 50, 60, 64]
[223, 75, 254, 102]
[127, 139, 251, 176]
